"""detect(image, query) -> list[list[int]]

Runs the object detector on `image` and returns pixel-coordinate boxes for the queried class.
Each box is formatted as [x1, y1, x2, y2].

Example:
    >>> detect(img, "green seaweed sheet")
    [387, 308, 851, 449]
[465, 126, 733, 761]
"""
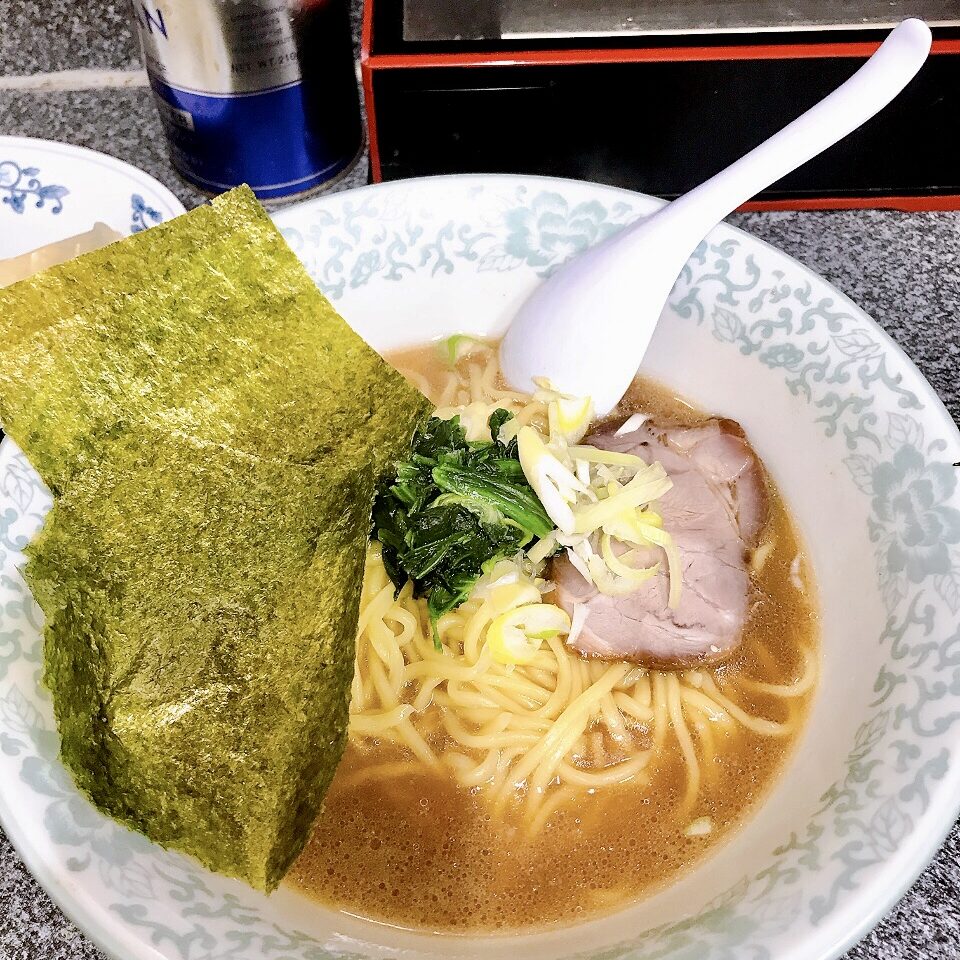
[25, 433, 371, 891]
[0, 186, 428, 493]
[0, 188, 432, 891]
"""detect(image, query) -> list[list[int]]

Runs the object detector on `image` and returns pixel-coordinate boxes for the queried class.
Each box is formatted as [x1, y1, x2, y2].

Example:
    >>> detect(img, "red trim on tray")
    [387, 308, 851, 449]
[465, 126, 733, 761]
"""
[364, 39, 960, 71]
[737, 194, 960, 212]
[360, 0, 383, 182]
[359, 0, 960, 203]
[361, 0, 374, 55]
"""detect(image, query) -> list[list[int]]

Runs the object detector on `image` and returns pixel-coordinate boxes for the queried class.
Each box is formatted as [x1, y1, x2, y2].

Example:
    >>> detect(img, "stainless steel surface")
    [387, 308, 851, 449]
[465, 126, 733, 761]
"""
[131, 0, 302, 95]
[402, 0, 502, 42]
[403, 0, 960, 42]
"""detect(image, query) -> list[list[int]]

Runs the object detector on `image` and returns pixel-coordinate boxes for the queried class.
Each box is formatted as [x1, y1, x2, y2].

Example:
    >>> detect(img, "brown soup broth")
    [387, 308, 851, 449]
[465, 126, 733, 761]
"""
[288, 342, 819, 932]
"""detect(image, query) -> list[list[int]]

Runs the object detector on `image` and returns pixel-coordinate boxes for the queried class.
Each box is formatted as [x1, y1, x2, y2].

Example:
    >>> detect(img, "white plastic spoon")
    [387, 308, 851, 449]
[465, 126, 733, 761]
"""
[500, 18, 933, 415]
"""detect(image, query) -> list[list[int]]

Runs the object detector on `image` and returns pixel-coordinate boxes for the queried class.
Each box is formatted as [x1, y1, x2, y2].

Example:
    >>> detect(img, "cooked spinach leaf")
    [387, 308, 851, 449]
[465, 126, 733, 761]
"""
[373, 410, 555, 642]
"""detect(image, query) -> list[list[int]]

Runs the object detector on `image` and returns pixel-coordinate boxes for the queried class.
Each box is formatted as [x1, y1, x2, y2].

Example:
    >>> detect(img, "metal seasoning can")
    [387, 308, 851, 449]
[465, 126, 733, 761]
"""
[131, 0, 363, 201]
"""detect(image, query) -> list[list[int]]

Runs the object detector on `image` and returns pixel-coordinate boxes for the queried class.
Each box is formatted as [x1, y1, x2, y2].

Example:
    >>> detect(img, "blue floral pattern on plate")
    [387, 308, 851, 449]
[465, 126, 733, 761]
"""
[0, 160, 69, 215]
[0, 136, 185, 264]
[130, 193, 163, 234]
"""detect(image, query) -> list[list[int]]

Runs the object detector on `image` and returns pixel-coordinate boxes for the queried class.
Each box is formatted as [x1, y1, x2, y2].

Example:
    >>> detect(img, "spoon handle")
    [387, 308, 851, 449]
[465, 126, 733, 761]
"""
[650, 18, 932, 240]
[499, 18, 933, 414]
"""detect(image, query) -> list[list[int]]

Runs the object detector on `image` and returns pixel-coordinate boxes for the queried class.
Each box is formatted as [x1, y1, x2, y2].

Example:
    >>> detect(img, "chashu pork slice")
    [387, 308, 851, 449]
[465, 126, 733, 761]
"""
[552, 417, 769, 669]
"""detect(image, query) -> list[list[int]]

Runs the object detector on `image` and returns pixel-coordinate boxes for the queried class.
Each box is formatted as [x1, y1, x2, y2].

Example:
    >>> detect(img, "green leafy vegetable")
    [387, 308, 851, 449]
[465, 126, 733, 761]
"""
[373, 410, 555, 641]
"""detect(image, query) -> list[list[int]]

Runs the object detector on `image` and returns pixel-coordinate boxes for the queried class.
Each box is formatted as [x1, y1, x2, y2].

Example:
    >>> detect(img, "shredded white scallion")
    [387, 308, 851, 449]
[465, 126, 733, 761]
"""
[790, 554, 805, 592]
[514, 381, 683, 609]
[427, 375, 684, 625]
[615, 412, 648, 436]
[750, 537, 776, 574]
[567, 601, 590, 647]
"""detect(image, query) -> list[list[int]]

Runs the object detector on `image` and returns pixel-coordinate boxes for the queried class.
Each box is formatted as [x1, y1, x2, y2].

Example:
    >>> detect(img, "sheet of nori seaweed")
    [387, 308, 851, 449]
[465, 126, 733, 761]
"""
[0, 186, 430, 493]
[24, 431, 372, 891]
[0, 187, 432, 891]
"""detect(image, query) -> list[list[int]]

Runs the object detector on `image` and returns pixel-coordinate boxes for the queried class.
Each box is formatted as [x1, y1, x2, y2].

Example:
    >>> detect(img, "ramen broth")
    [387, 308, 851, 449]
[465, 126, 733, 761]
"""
[288, 342, 819, 931]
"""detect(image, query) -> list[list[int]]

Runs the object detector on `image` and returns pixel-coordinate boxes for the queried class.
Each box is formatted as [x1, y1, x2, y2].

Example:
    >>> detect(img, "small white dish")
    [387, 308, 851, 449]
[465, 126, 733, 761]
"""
[1, 174, 959, 960]
[0, 136, 184, 259]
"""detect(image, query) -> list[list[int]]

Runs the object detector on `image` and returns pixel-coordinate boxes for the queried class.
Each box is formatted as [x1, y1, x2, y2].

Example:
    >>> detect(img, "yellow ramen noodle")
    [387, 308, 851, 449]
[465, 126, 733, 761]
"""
[291, 339, 819, 932]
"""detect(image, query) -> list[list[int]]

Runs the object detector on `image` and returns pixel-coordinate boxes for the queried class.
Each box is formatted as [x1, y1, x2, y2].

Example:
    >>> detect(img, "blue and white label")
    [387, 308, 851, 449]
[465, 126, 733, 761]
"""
[150, 77, 358, 200]
[130, 0, 362, 199]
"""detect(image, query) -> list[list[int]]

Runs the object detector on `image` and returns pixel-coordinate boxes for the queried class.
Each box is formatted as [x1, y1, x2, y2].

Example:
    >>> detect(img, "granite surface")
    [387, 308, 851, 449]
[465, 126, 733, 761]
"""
[0, 1, 141, 74]
[2, 1, 960, 959]
[0, 86, 369, 209]
[0, 0, 365, 75]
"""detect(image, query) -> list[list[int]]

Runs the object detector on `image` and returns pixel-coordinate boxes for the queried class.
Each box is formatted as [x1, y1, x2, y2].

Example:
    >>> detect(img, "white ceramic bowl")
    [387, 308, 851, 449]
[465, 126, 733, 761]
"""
[2, 175, 959, 960]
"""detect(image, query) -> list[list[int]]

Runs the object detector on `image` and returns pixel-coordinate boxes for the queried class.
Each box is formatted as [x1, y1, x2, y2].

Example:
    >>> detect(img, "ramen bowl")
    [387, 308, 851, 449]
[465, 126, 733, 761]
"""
[1, 174, 959, 960]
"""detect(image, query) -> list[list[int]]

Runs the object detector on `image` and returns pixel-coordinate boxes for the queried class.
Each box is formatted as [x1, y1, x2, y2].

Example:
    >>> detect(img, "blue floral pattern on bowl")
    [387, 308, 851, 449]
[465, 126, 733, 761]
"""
[1, 175, 959, 960]
[870, 444, 960, 587]
[501, 192, 626, 273]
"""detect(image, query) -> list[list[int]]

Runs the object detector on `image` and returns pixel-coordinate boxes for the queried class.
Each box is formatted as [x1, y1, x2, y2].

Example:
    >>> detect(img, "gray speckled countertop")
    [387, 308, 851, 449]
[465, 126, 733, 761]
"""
[1, 3, 960, 958]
